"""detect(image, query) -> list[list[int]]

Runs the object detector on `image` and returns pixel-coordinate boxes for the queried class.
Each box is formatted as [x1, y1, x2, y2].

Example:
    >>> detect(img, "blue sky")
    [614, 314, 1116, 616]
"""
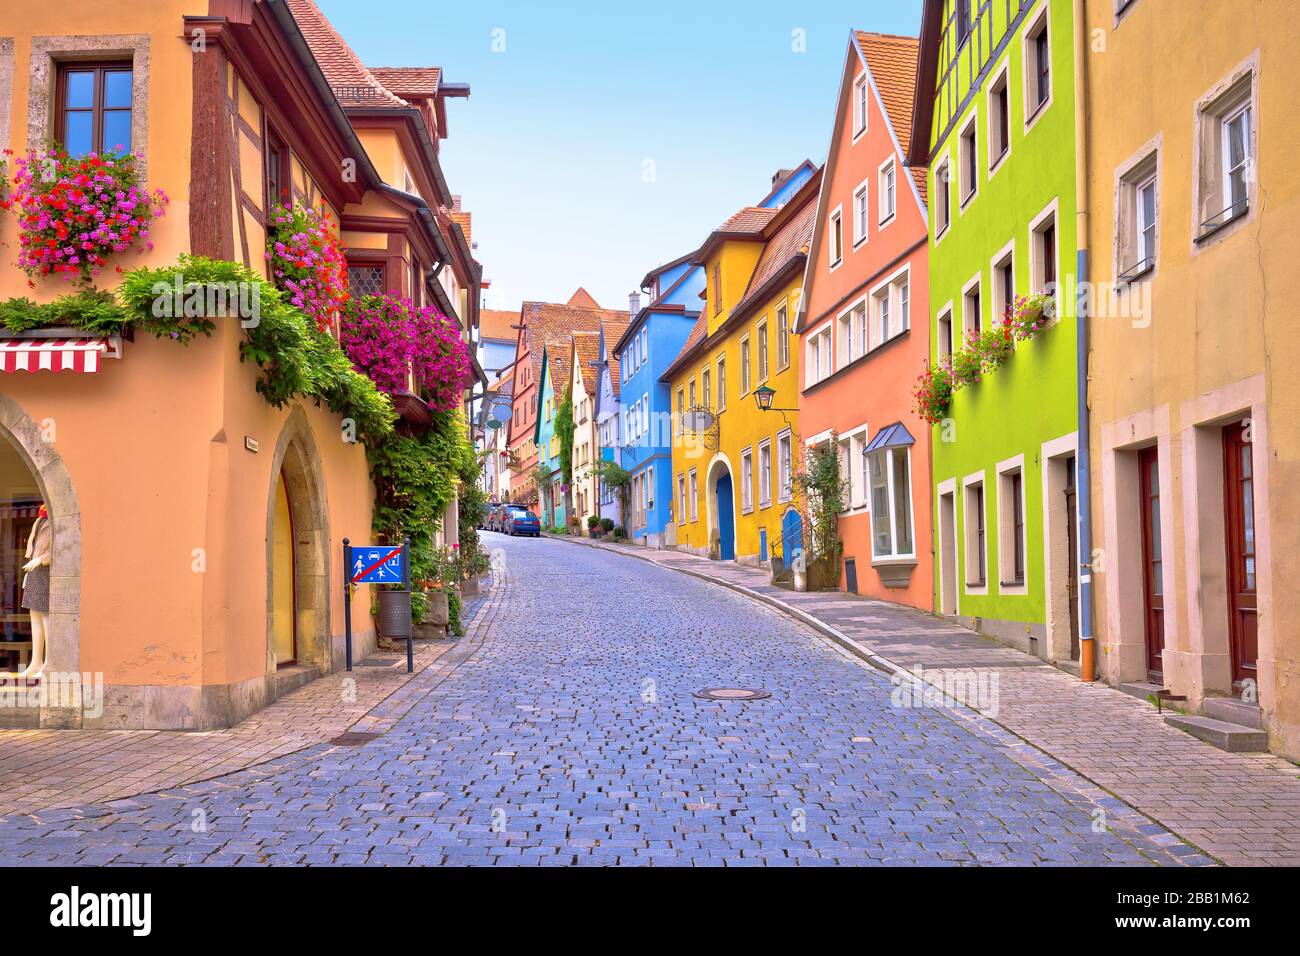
[318, 0, 922, 312]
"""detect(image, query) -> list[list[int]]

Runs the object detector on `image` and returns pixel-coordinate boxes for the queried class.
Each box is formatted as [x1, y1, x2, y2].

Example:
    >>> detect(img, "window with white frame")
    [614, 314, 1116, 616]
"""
[688, 378, 696, 409]
[806, 325, 833, 386]
[854, 180, 869, 246]
[740, 335, 751, 393]
[646, 464, 655, 508]
[849, 431, 868, 508]
[758, 440, 772, 508]
[836, 438, 852, 514]
[776, 303, 790, 370]
[642, 393, 649, 438]
[829, 207, 844, 268]
[678, 473, 686, 523]
[717, 356, 727, 410]
[1117, 152, 1158, 280]
[963, 276, 982, 338]
[777, 431, 793, 502]
[1025, 6, 1051, 125]
[997, 464, 1026, 586]
[688, 468, 698, 520]
[702, 367, 712, 410]
[936, 158, 952, 234]
[959, 114, 978, 206]
[1030, 206, 1058, 298]
[873, 270, 909, 346]
[757, 320, 769, 381]
[741, 447, 754, 512]
[879, 159, 896, 223]
[853, 73, 868, 138]
[1195, 70, 1253, 238]
[988, 62, 1010, 169]
[836, 307, 855, 370]
[992, 246, 1014, 324]
[964, 479, 987, 586]
[867, 444, 914, 559]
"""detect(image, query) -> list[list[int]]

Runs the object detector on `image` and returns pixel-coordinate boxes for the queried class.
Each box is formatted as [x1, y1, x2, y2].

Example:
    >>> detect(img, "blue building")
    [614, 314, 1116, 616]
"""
[615, 162, 817, 547]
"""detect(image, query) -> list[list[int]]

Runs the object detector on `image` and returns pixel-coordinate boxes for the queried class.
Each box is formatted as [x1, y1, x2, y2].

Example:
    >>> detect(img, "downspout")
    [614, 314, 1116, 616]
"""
[1073, 0, 1097, 682]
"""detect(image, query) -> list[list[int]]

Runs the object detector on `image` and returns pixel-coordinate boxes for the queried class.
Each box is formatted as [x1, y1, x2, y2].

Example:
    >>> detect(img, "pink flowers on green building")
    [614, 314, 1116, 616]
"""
[3, 146, 168, 284]
[341, 293, 474, 412]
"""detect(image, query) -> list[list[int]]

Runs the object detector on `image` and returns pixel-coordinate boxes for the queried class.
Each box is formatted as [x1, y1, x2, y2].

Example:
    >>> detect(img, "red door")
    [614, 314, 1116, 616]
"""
[1222, 423, 1258, 691]
[1139, 447, 1164, 682]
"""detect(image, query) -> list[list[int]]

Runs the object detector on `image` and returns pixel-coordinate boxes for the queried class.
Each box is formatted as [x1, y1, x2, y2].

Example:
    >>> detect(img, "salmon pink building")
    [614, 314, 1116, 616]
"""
[797, 31, 931, 607]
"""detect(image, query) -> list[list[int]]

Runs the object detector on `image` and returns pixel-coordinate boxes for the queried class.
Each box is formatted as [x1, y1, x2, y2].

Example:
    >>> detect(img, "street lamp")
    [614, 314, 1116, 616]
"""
[752, 384, 796, 423]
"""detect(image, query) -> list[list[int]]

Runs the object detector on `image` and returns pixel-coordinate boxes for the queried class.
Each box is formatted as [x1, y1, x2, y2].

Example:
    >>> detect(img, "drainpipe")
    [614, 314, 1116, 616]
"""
[1073, 0, 1097, 682]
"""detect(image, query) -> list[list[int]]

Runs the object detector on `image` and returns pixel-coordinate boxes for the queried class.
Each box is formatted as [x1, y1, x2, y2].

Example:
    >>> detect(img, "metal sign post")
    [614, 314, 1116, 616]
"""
[342, 537, 353, 671]
[344, 538, 414, 673]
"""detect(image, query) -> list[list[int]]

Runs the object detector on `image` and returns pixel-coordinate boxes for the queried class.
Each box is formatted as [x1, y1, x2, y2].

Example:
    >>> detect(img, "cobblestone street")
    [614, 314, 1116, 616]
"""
[0, 535, 1205, 865]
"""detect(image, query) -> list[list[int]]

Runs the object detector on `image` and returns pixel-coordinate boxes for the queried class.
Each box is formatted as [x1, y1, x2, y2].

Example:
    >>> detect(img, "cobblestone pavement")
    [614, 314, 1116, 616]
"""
[0, 535, 1204, 865]
[561, 535, 1300, 866]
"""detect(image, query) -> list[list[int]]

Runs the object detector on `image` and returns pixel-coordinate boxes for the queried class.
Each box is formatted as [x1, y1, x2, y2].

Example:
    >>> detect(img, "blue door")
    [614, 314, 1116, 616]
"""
[715, 472, 735, 561]
[781, 508, 803, 571]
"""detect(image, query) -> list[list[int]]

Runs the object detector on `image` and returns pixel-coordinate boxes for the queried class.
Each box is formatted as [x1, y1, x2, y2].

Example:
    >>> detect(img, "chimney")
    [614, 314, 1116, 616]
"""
[771, 168, 795, 189]
[628, 290, 641, 319]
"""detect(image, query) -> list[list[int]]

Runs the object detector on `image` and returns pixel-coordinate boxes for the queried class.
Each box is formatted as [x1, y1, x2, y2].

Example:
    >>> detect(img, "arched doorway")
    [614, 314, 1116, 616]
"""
[0, 436, 46, 676]
[271, 468, 296, 666]
[266, 408, 331, 675]
[0, 394, 82, 724]
[781, 507, 804, 572]
[708, 459, 736, 562]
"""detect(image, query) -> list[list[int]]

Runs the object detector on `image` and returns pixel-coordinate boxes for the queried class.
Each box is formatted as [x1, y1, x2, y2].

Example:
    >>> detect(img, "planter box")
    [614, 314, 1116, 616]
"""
[422, 589, 450, 627]
[462, 576, 480, 598]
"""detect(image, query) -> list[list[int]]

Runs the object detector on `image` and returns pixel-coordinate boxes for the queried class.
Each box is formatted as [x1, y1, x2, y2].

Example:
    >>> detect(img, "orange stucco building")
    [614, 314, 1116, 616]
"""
[797, 32, 932, 608]
[0, 0, 479, 728]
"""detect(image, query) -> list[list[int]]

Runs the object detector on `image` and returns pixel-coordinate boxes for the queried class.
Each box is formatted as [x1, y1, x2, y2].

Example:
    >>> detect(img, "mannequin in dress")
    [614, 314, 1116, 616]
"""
[19, 504, 50, 678]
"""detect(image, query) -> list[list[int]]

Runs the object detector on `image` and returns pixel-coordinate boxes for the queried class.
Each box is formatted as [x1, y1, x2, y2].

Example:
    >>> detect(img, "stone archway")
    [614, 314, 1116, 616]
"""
[264, 406, 331, 676]
[0, 394, 82, 727]
[705, 452, 736, 562]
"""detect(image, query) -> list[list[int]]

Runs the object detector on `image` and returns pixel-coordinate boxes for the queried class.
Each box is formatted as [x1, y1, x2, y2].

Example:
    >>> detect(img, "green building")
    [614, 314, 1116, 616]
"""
[909, 0, 1082, 663]
[533, 344, 568, 529]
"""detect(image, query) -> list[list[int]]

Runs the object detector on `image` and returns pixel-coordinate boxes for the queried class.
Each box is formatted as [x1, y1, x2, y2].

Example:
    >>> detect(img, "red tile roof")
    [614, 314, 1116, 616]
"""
[571, 332, 602, 396]
[731, 199, 816, 319]
[566, 287, 602, 309]
[480, 308, 519, 342]
[286, 0, 412, 109]
[856, 31, 927, 204]
[718, 206, 779, 235]
[520, 301, 625, 386]
[370, 66, 442, 98]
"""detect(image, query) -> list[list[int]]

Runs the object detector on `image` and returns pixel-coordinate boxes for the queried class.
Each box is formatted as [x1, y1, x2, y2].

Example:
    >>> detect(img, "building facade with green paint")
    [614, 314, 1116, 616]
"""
[533, 345, 568, 530]
[909, 0, 1081, 662]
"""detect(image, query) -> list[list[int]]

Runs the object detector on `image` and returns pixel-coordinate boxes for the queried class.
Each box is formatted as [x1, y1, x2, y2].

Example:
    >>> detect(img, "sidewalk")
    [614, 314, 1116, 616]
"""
[0, 581, 501, 818]
[556, 533, 1300, 866]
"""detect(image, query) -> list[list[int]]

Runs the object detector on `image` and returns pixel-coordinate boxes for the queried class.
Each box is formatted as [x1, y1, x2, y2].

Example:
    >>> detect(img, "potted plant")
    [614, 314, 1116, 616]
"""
[587, 514, 602, 537]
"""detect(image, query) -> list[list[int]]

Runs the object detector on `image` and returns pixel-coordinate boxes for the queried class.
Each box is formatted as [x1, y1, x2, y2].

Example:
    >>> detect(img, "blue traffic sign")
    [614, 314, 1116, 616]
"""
[350, 545, 404, 584]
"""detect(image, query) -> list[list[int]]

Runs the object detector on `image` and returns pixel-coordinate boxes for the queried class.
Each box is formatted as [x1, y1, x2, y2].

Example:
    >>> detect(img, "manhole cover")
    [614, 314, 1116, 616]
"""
[330, 732, 384, 746]
[693, 687, 771, 701]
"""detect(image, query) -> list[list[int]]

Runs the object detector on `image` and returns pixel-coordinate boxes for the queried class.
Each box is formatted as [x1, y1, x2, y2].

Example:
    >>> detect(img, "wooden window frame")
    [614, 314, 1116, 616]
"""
[55, 60, 133, 155]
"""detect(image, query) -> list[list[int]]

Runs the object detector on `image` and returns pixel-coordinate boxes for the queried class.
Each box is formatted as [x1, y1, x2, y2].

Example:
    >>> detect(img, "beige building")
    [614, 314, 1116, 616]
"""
[1084, 0, 1300, 758]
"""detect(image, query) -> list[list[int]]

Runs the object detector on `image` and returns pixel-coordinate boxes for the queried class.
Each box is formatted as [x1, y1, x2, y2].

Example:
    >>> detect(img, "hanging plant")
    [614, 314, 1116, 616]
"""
[6, 145, 167, 285]
[341, 292, 473, 410]
[1004, 292, 1054, 340]
[265, 202, 348, 333]
[913, 361, 955, 426]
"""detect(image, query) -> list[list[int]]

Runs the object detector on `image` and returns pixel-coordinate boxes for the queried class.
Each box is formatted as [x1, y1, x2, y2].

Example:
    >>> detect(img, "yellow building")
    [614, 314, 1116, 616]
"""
[1083, 0, 1300, 758]
[665, 170, 820, 565]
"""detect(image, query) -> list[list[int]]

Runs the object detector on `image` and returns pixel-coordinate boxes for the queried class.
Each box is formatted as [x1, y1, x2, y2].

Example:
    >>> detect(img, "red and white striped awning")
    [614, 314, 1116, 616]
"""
[0, 337, 113, 373]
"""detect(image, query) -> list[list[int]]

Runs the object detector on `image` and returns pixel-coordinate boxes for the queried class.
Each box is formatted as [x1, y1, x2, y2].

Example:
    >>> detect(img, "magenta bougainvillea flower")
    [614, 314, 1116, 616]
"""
[341, 292, 474, 412]
[265, 203, 349, 333]
[3, 146, 168, 285]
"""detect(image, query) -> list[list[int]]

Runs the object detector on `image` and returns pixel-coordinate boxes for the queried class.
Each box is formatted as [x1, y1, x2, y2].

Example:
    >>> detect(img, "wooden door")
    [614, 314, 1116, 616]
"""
[1064, 455, 1079, 660]
[1139, 446, 1164, 682]
[1222, 423, 1258, 691]
[272, 469, 297, 666]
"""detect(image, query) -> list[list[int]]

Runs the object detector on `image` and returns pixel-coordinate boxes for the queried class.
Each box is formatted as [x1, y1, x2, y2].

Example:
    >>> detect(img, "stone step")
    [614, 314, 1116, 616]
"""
[1201, 695, 1263, 729]
[1164, 714, 1268, 752]
[1119, 680, 1168, 702]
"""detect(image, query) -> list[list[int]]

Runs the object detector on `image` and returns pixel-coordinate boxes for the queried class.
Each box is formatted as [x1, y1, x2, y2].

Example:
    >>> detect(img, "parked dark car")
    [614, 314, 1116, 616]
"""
[504, 506, 541, 537]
